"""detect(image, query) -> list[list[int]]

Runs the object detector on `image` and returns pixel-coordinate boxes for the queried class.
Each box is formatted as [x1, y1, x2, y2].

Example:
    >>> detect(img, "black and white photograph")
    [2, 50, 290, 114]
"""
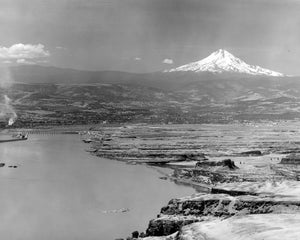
[1, 0, 300, 239]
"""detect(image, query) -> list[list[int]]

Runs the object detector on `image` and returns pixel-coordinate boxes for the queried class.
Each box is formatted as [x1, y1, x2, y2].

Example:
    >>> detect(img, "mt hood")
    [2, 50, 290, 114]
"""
[167, 49, 284, 77]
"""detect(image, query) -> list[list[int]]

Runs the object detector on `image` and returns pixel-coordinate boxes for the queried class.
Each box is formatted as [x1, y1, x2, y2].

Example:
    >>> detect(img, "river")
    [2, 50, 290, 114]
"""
[0, 134, 195, 240]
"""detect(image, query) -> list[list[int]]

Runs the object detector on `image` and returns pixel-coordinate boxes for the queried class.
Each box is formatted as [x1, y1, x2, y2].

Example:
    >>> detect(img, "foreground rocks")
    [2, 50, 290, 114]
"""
[179, 214, 300, 240]
[159, 193, 300, 218]
[146, 215, 200, 236]
[143, 181, 300, 239]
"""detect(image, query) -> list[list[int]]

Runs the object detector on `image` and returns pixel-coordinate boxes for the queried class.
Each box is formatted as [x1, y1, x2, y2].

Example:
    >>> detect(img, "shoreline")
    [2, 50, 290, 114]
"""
[4, 126, 209, 192]
[4, 123, 300, 239]
[77, 123, 300, 240]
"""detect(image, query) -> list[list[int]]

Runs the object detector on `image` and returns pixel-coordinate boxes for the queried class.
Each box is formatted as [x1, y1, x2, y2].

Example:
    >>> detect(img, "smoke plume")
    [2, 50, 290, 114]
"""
[0, 67, 17, 126]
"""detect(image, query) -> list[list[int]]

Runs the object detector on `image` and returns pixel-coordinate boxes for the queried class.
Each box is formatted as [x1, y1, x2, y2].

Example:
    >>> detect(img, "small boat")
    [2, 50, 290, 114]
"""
[0, 133, 28, 143]
[85, 148, 97, 153]
[101, 208, 130, 214]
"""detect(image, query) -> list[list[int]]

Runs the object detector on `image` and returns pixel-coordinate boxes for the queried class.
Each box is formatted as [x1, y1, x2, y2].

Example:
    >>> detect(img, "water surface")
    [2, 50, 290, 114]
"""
[0, 134, 195, 240]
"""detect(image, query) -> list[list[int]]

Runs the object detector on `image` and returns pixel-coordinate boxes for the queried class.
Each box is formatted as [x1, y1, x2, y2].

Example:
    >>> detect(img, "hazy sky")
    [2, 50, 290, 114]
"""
[1, 0, 300, 74]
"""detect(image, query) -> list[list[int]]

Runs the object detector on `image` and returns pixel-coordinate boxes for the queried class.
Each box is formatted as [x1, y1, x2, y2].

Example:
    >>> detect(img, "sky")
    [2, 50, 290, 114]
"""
[0, 0, 300, 75]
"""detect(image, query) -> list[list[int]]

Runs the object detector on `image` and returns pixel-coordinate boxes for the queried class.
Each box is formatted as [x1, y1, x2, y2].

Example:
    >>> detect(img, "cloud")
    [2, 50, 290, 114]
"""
[16, 59, 36, 65]
[162, 58, 174, 64]
[134, 57, 141, 61]
[0, 43, 50, 60]
[2, 60, 12, 64]
[36, 59, 49, 63]
[55, 46, 67, 50]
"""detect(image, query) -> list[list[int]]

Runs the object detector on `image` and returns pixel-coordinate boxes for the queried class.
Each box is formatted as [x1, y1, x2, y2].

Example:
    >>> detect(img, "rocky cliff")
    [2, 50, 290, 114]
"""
[141, 181, 300, 240]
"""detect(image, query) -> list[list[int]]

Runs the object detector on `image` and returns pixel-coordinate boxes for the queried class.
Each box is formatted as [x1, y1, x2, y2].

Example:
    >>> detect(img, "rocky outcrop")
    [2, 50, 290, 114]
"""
[173, 157, 288, 186]
[280, 154, 300, 164]
[195, 159, 238, 170]
[178, 214, 300, 240]
[145, 192, 300, 237]
[146, 215, 200, 236]
[211, 187, 258, 196]
[160, 194, 300, 217]
[173, 165, 241, 185]
[240, 150, 262, 156]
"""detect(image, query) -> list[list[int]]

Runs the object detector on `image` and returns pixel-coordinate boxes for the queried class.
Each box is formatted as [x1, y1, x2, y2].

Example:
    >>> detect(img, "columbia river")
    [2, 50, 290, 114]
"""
[0, 134, 195, 240]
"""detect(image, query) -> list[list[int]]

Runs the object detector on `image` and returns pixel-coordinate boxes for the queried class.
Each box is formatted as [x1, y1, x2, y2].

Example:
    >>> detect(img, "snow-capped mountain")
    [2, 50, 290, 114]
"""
[167, 49, 284, 77]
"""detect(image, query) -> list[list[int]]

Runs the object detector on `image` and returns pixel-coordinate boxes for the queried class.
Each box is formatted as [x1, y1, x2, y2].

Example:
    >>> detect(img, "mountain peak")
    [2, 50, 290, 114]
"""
[167, 49, 284, 77]
[213, 48, 231, 56]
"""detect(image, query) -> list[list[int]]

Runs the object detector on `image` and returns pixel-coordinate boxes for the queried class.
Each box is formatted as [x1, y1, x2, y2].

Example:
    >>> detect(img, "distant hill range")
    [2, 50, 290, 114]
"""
[3, 50, 300, 126]
[8, 63, 300, 101]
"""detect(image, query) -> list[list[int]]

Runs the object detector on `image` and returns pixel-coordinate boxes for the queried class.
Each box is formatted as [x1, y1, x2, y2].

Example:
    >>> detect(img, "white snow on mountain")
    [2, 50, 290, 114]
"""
[167, 49, 284, 77]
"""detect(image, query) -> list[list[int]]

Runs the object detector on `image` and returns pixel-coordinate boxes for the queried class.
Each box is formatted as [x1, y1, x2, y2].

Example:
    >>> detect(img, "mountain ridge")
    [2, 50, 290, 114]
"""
[7, 64, 293, 89]
[3, 64, 300, 126]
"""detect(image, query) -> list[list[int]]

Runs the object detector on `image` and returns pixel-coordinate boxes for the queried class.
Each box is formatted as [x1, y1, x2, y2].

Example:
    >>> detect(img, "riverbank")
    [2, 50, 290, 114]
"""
[81, 123, 300, 187]
[78, 122, 300, 239]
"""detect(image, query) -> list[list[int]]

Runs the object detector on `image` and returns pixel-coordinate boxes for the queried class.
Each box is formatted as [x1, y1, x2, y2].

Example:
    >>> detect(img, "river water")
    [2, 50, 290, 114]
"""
[0, 134, 195, 240]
